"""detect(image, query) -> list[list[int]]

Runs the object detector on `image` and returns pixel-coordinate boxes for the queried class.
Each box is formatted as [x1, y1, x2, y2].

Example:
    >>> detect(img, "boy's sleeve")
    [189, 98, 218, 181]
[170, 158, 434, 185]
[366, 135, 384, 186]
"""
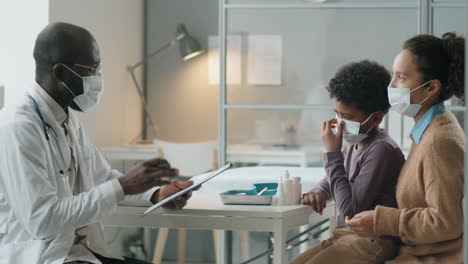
[326, 143, 403, 219]
[310, 177, 332, 201]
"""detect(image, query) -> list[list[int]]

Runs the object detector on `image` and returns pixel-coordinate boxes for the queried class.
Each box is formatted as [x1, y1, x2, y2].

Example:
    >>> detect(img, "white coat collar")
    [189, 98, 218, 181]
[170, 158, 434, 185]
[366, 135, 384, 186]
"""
[33, 83, 68, 125]
[27, 87, 72, 172]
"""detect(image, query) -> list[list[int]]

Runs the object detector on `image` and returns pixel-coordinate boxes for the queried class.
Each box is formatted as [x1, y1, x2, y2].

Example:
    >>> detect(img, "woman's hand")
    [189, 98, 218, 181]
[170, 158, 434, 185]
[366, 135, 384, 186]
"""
[345, 210, 375, 237]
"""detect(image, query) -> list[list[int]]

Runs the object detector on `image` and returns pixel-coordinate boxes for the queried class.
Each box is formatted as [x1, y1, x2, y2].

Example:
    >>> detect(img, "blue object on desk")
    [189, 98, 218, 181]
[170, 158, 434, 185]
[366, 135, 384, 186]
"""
[254, 183, 278, 195]
[222, 189, 258, 195]
[220, 183, 278, 205]
[220, 183, 278, 196]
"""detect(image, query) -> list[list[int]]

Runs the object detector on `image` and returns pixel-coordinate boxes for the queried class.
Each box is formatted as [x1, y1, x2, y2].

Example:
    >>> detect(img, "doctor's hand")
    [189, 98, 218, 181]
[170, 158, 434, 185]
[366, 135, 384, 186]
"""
[321, 118, 344, 153]
[151, 180, 201, 210]
[119, 158, 179, 195]
[302, 192, 326, 215]
[345, 210, 375, 237]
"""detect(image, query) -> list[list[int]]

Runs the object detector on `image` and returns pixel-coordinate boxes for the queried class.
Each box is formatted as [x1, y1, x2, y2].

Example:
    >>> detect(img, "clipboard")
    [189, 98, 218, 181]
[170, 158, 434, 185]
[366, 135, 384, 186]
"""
[143, 163, 233, 216]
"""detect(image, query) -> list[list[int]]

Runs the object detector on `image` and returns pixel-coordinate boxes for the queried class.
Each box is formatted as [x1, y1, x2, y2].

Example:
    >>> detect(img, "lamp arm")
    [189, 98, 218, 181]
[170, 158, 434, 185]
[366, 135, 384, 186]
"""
[128, 33, 185, 70]
[128, 69, 158, 139]
[126, 33, 185, 142]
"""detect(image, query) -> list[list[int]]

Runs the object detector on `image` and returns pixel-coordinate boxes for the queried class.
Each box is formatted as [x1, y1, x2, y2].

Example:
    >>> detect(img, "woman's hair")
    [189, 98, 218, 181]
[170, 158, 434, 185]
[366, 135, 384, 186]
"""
[326, 60, 391, 115]
[403, 32, 465, 102]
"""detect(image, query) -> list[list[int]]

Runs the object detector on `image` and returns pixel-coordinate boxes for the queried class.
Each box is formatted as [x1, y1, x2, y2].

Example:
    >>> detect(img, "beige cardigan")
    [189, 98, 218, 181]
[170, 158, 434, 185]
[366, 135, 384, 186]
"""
[374, 112, 464, 264]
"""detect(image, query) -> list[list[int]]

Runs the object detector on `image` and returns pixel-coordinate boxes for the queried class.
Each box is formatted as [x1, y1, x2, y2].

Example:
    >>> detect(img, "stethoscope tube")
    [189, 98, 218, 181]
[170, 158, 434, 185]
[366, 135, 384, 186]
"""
[27, 95, 68, 176]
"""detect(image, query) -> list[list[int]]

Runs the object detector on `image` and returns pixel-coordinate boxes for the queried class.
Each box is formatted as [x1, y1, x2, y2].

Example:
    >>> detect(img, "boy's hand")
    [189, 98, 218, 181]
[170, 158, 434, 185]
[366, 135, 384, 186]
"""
[302, 192, 326, 215]
[321, 118, 344, 152]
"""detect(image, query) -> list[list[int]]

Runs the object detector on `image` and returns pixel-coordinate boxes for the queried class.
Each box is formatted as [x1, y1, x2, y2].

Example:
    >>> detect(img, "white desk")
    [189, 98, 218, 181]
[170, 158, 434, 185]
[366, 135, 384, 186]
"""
[100, 146, 332, 263]
[101, 193, 334, 264]
[191, 166, 327, 195]
[101, 144, 322, 167]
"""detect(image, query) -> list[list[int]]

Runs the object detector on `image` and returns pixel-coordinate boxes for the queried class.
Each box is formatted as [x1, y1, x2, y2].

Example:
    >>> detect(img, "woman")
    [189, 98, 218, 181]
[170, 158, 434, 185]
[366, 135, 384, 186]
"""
[346, 32, 465, 264]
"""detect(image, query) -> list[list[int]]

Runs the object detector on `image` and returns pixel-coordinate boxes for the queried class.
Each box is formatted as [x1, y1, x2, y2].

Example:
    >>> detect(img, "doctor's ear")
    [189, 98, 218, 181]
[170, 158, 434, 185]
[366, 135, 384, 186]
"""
[51, 64, 66, 83]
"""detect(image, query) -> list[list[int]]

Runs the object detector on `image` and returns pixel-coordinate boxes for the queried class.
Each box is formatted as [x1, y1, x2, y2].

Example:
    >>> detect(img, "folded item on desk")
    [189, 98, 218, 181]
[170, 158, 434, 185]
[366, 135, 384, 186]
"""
[219, 182, 278, 205]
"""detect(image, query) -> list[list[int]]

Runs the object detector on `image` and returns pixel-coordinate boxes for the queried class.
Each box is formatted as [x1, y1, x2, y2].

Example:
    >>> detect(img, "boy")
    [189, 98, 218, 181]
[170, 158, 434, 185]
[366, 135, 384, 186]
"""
[290, 60, 405, 264]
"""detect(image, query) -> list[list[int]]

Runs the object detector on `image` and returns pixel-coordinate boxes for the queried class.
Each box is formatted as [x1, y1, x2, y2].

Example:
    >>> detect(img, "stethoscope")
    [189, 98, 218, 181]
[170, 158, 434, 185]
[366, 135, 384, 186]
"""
[27, 95, 70, 176]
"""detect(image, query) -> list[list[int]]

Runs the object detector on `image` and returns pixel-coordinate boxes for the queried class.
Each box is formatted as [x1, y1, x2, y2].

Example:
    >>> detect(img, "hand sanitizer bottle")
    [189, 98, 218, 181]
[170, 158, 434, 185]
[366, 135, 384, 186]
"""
[283, 170, 293, 205]
[292, 177, 302, 204]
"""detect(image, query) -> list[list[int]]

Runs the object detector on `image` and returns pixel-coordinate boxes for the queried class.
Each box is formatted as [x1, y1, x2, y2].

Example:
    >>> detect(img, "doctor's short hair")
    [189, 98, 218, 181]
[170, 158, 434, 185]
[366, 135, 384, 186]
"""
[326, 60, 391, 115]
[33, 22, 95, 73]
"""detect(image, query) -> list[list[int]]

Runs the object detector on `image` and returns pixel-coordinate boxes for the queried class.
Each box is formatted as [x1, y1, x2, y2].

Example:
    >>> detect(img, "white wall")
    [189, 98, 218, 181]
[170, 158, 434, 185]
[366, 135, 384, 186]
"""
[0, 1, 49, 106]
[146, 0, 219, 142]
[49, 0, 144, 147]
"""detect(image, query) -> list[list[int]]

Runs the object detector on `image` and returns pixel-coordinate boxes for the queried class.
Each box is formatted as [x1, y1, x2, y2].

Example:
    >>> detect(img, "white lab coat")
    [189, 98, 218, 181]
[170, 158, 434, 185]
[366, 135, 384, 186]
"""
[0, 89, 157, 264]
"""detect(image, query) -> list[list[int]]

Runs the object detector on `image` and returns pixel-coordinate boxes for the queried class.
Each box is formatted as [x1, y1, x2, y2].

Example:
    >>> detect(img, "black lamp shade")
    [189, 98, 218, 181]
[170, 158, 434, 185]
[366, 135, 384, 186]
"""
[176, 24, 204, 61]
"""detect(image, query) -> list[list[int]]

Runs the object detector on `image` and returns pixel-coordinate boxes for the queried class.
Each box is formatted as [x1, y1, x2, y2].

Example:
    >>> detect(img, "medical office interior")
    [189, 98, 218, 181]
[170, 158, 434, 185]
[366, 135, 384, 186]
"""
[0, 0, 466, 263]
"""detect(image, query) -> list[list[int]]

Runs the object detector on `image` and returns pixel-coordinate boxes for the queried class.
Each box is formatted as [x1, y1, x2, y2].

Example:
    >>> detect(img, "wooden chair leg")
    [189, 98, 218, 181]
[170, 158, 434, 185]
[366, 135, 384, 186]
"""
[177, 229, 187, 264]
[152, 228, 169, 264]
[212, 230, 219, 264]
[240, 231, 250, 261]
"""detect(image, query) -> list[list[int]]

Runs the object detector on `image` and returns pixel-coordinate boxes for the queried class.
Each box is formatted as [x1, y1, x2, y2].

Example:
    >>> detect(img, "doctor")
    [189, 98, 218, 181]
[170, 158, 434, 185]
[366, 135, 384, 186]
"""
[0, 22, 195, 264]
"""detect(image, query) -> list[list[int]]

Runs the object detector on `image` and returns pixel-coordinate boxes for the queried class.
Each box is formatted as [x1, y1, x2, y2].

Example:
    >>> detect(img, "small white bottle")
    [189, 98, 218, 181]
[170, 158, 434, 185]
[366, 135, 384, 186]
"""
[292, 177, 302, 204]
[283, 170, 293, 205]
[276, 176, 286, 206]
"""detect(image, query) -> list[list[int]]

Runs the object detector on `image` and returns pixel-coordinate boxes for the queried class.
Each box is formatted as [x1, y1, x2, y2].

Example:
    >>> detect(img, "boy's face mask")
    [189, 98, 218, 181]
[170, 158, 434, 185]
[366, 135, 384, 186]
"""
[336, 113, 374, 145]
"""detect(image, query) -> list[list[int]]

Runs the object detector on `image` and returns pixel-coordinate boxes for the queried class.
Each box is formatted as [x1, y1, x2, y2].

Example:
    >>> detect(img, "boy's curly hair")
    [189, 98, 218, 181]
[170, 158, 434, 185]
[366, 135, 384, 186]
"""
[327, 60, 391, 115]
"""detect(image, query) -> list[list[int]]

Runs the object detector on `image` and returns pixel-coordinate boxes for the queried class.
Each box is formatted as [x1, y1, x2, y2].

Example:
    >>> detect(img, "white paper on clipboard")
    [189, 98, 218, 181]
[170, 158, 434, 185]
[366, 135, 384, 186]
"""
[143, 163, 233, 216]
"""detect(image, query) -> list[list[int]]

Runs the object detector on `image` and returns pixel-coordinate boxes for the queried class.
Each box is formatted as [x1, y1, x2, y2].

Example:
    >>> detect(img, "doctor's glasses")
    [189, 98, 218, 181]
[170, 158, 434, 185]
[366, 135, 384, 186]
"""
[72, 63, 102, 75]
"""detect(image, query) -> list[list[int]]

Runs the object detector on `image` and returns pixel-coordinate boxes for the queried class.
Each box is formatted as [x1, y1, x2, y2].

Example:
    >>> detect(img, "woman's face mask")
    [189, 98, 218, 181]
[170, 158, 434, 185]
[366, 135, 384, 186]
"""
[60, 64, 104, 112]
[387, 80, 432, 118]
[336, 113, 374, 145]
